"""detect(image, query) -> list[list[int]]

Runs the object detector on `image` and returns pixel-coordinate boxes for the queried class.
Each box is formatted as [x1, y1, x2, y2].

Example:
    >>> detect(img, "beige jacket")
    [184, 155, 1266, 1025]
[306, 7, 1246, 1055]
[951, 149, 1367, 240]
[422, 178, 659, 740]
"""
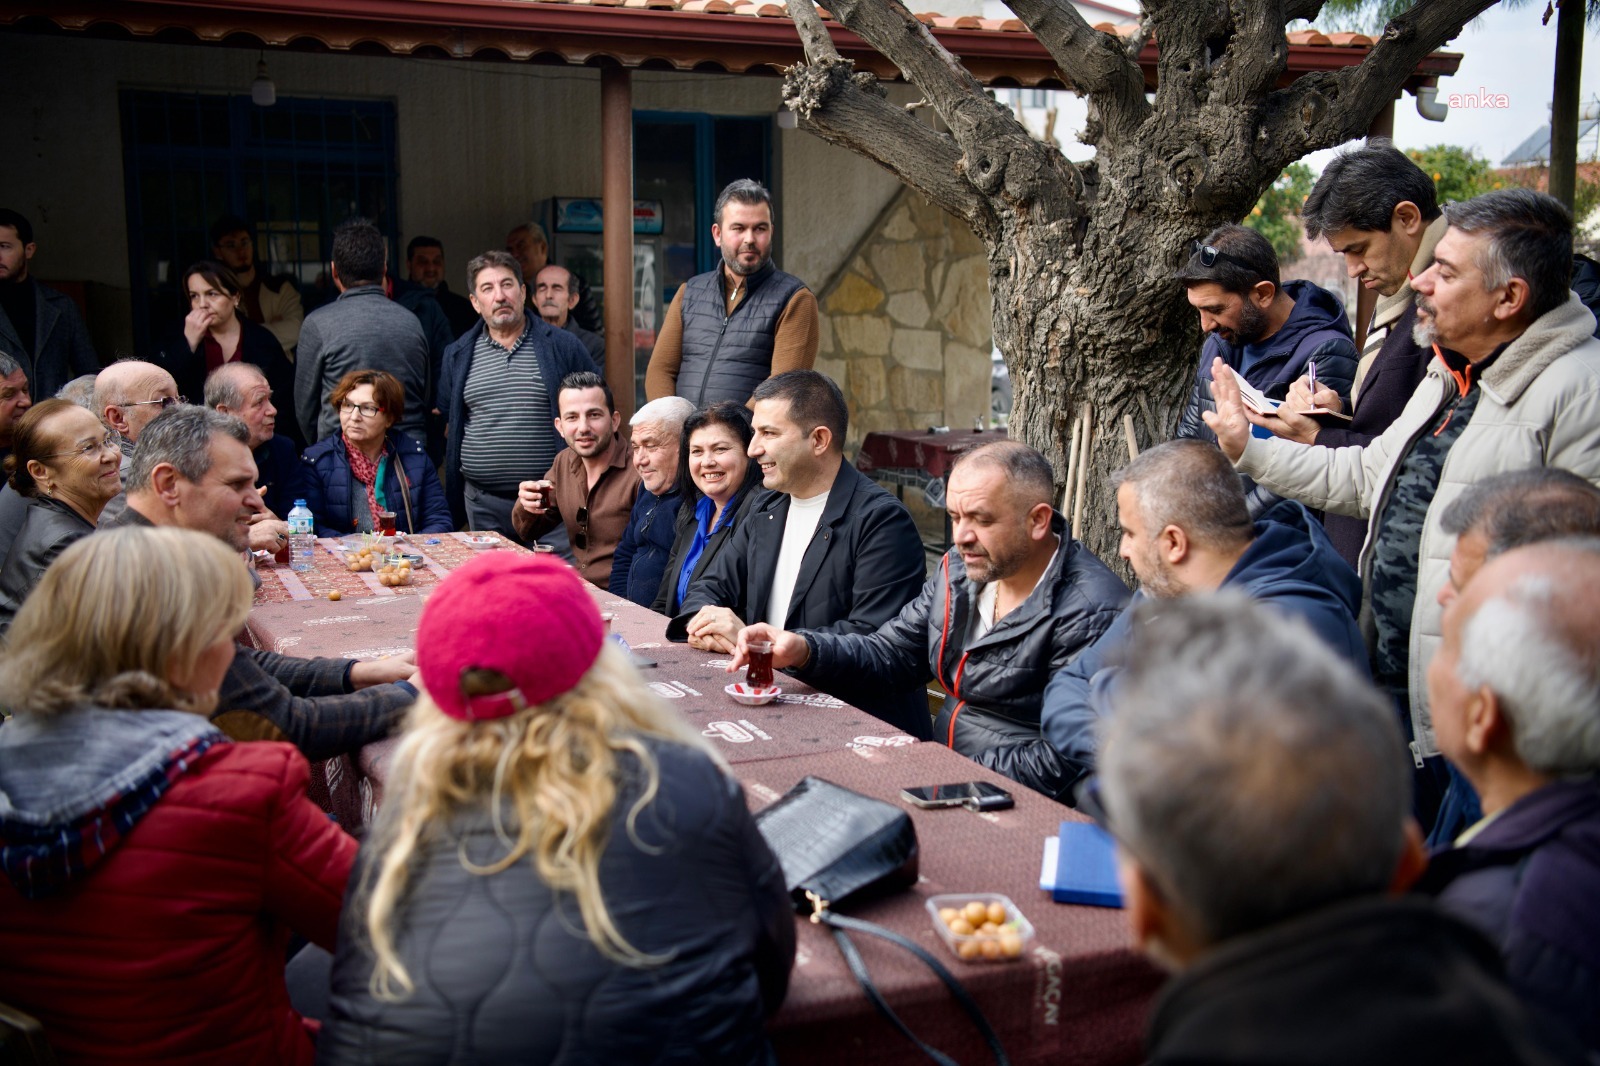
[256, 276, 304, 355]
[1239, 292, 1600, 758]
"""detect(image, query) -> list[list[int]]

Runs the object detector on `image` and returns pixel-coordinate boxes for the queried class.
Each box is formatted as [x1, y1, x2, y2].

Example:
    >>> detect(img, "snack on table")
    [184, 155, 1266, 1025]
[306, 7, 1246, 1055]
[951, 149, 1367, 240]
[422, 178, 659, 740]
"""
[926, 893, 1033, 963]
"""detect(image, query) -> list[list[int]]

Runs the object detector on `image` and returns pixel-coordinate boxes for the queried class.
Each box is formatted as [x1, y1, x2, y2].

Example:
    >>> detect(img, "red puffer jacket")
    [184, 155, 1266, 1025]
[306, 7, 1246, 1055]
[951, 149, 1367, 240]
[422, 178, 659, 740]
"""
[0, 739, 356, 1065]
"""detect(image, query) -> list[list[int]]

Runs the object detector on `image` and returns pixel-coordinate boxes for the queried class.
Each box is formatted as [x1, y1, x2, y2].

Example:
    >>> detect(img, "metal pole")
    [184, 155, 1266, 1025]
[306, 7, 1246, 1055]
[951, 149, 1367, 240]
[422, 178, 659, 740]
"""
[1549, 0, 1585, 212]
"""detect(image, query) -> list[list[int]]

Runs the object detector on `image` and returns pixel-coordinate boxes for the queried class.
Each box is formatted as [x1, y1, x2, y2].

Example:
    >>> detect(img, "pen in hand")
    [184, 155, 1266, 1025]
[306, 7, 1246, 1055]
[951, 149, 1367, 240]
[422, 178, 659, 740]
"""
[1308, 359, 1318, 402]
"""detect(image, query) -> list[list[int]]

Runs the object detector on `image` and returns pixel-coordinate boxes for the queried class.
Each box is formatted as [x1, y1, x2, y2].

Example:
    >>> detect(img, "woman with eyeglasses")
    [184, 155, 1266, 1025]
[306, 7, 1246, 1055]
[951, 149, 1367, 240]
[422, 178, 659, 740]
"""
[158, 259, 304, 447]
[653, 401, 766, 616]
[300, 369, 451, 537]
[0, 399, 123, 632]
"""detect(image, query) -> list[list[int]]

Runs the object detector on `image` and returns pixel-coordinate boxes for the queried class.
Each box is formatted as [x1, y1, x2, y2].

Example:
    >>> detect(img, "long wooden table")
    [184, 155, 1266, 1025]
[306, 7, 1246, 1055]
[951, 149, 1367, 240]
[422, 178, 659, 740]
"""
[247, 536, 1159, 1066]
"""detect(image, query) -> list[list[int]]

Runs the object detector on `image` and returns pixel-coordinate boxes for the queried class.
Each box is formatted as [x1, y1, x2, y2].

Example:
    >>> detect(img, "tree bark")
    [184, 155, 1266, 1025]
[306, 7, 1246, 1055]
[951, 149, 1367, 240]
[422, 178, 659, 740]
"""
[784, 0, 1497, 565]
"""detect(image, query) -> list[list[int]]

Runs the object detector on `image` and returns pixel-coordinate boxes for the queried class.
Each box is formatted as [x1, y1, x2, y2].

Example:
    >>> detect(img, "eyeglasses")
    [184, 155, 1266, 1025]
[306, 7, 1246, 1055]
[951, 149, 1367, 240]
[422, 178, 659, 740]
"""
[574, 506, 589, 551]
[339, 402, 385, 418]
[45, 430, 122, 461]
[1187, 240, 1258, 276]
[119, 395, 187, 411]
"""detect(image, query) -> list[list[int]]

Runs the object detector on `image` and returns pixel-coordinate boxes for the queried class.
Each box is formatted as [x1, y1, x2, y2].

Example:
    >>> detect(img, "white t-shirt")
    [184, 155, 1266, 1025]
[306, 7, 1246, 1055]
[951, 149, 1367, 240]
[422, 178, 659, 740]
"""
[765, 490, 830, 628]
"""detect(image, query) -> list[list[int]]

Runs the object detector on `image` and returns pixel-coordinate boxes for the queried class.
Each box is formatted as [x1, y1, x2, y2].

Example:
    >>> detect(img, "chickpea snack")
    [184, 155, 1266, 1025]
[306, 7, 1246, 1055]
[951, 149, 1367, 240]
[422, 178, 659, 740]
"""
[926, 894, 1033, 963]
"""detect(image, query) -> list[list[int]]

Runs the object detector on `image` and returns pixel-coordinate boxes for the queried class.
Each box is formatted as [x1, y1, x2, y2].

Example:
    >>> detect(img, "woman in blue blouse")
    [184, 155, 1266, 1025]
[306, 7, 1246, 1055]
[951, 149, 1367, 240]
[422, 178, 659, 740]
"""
[652, 402, 764, 615]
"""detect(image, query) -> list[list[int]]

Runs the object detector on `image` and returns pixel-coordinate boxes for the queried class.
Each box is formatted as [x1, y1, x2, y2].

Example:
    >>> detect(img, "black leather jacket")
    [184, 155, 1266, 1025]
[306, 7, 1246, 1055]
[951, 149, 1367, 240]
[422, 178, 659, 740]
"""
[0, 495, 94, 633]
[320, 738, 795, 1065]
[797, 514, 1130, 800]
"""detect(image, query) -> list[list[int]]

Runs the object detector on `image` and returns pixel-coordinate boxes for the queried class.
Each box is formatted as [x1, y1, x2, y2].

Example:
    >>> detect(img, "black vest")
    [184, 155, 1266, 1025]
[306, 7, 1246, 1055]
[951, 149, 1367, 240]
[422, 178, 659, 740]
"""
[676, 260, 807, 407]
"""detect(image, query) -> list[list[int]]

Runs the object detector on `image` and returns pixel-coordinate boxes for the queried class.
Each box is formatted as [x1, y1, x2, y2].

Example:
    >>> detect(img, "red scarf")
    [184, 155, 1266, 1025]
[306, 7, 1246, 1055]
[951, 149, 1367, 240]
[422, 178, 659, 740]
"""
[343, 435, 387, 530]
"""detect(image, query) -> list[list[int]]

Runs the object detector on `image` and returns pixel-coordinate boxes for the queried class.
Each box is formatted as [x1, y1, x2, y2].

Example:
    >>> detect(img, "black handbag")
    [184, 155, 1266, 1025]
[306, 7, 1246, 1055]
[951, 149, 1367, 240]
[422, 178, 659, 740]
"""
[754, 776, 1011, 1066]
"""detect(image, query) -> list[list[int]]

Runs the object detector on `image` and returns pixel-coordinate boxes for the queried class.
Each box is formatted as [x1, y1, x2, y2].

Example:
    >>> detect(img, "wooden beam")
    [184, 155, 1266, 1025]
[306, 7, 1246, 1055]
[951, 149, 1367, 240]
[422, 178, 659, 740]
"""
[601, 60, 635, 422]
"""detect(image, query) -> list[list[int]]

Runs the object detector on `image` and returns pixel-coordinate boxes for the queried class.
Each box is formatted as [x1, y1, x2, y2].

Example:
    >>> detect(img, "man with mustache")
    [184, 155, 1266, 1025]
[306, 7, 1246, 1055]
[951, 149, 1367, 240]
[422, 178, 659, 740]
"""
[512, 371, 639, 590]
[644, 179, 818, 407]
[1173, 223, 1357, 518]
[534, 264, 605, 373]
[438, 250, 597, 536]
[1205, 188, 1600, 840]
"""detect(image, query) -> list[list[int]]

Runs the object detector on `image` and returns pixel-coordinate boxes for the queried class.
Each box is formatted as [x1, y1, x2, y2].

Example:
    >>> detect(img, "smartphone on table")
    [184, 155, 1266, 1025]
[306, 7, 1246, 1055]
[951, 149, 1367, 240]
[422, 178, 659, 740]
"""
[900, 781, 1015, 811]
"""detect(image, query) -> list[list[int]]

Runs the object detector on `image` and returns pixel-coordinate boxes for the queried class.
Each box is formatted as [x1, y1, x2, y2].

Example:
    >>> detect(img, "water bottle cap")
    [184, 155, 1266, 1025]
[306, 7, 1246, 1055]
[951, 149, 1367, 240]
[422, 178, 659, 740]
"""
[293, 499, 307, 507]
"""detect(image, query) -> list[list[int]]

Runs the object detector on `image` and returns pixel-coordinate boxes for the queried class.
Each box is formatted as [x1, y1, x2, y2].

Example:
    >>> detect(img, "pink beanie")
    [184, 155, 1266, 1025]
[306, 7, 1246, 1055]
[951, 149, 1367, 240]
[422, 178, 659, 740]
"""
[417, 552, 604, 721]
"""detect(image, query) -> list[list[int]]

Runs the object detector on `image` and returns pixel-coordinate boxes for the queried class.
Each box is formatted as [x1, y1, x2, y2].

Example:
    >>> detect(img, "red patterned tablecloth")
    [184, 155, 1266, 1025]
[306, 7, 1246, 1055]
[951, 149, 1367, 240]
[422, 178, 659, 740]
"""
[253, 531, 519, 605]
[754, 743, 1159, 1066]
[247, 538, 1155, 1065]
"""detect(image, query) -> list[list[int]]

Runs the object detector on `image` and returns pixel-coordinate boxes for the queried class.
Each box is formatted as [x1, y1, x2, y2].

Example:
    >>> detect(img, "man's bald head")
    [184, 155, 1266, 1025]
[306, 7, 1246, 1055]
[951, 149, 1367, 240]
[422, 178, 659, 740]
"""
[952, 440, 1055, 511]
[1443, 540, 1600, 778]
[94, 359, 179, 443]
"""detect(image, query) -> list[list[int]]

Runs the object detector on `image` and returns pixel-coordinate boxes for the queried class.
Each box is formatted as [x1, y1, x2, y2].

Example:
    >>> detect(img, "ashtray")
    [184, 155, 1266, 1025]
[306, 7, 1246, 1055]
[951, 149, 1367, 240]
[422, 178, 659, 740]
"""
[927, 893, 1034, 963]
[464, 535, 502, 549]
[725, 682, 781, 706]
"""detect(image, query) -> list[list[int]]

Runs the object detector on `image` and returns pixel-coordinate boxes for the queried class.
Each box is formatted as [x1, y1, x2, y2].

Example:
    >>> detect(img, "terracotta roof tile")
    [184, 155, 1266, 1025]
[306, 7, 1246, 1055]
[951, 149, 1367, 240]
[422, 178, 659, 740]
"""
[1286, 29, 1331, 45]
[1324, 31, 1375, 46]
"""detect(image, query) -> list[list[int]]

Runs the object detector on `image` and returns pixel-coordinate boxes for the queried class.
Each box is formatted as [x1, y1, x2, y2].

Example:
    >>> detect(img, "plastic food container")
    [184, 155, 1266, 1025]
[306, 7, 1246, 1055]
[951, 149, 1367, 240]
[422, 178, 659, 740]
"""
[926, 893, 1034, 963]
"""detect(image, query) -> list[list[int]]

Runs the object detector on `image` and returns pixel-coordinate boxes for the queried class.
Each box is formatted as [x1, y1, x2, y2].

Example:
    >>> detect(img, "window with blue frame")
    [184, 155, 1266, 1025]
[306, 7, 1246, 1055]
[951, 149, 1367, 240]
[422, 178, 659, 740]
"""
[632, 112, 771, 401]
[119, 91, 398, 357]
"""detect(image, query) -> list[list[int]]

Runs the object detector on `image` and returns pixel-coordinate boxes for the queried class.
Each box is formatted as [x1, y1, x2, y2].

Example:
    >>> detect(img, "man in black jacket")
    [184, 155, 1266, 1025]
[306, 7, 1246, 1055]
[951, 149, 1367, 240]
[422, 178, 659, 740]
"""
[0, 208, 100, 400]
[1099, 594, 1572, 1066]
[732, 441, 1129, 798]
[668, 370, 928, 737]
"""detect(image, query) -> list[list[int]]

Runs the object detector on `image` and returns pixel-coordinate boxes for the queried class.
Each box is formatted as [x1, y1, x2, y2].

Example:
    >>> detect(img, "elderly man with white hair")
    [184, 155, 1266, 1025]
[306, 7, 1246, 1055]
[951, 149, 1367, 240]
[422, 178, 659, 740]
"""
[1099, 594, 1569, 1066]
[1417, 539, 1600, 1059]
[610, 395, 695, 608]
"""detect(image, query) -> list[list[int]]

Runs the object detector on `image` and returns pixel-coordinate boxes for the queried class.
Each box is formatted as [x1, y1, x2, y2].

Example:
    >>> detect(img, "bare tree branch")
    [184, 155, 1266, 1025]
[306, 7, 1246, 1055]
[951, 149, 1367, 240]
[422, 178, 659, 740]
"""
[1000, 0, 1152, 141]
[1262, 0, 1499, 166]
[787, 0, 842, 62]
[1283, 0, 1327, 22]
[1213, 0, 1290, 104]
[802, 0, 994, 143]
[795, 0, 1087, 227]
[1124, 14, 1154, 60]
[783, 59, 991, 229]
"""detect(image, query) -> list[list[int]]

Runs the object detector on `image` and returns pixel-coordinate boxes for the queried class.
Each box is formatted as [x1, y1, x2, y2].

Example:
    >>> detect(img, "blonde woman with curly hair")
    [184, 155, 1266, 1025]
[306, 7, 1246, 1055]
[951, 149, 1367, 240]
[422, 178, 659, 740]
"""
[0, 526, 356, 1064]
[320, 552, 794, 1064]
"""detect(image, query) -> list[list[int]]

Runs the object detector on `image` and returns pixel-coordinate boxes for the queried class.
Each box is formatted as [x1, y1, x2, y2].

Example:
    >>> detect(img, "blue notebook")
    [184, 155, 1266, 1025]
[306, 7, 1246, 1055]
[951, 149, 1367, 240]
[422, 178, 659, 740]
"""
[1049, 822, 1122, 907]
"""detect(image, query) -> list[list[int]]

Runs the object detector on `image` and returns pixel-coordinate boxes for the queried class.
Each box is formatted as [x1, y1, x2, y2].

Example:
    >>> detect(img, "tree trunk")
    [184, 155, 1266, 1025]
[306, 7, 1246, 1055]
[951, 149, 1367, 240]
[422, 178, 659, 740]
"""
[783, 0, 1500, 565]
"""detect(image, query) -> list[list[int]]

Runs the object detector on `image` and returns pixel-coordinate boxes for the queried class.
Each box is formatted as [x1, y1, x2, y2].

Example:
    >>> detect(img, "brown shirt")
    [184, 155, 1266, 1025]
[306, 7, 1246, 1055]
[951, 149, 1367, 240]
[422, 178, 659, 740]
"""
[644, 267, 819, 401]
[511, 434, 640, 589]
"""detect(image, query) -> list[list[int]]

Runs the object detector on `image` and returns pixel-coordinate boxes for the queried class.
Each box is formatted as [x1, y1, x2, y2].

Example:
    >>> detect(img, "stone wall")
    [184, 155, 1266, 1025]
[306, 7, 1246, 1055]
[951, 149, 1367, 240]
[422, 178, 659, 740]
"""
[813, 188, 994, 453]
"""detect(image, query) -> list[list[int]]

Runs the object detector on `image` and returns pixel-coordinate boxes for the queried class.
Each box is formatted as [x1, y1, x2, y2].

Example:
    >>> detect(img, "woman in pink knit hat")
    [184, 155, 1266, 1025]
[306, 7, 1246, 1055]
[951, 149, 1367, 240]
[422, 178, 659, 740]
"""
[320, 552, 795, 1065]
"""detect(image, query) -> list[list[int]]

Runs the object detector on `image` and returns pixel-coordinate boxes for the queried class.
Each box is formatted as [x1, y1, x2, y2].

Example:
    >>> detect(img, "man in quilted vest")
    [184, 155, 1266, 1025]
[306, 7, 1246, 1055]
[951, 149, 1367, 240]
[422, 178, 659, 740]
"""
[644, 179, 818, 406]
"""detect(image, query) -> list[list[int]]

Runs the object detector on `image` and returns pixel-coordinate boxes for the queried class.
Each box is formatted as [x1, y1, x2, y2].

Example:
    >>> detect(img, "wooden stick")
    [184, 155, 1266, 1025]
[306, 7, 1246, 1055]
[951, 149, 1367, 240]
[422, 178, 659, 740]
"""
[1122, 412, 1139, 461]
[1072, 403, 1094, 538]
[1063, 411, 1083, 516]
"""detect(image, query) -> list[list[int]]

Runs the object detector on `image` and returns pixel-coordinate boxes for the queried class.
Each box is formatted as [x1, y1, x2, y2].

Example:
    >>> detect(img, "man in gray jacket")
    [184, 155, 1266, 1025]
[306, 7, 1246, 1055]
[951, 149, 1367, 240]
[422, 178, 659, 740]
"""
[1206, 188, 1600, 834]
[295, 218, 428, 444]
[732, 441, 1130, 799]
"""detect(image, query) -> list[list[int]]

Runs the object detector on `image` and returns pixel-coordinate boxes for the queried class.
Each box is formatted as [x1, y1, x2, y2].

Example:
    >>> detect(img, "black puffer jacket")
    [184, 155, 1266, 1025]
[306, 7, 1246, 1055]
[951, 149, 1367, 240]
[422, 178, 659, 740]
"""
[797, 514, 1129, 801]
[319, 738, 795, 1066]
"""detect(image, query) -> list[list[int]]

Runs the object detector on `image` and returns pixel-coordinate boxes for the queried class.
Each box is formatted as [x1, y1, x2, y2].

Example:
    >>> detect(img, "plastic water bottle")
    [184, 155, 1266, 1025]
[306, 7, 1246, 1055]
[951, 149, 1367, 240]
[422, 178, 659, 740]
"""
[287, 499, 316, 572]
